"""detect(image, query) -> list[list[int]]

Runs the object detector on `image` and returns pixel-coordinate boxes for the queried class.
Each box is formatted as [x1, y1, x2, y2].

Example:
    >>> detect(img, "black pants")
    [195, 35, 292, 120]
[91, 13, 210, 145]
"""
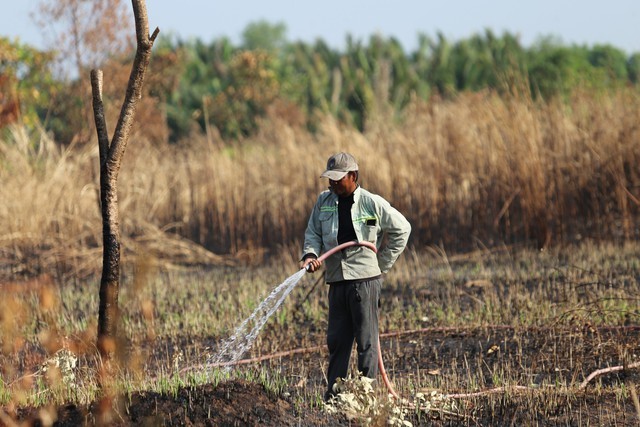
[325, 277, 382, 399]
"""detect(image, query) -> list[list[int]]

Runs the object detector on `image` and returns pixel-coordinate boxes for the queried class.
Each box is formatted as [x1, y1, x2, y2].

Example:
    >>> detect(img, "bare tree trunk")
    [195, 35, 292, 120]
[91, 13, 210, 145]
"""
[90, 0, 159, 358]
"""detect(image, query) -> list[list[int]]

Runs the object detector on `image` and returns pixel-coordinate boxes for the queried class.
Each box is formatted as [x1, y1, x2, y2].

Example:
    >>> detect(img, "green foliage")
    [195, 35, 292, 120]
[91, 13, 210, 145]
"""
[420, 32, 456, 96]
[0, 37, 58, 128]
[161, 35, 236, 141]
[5, 22, 640, 143]
[452, 30, 527, 92]
[129, 25, 640, 142]
[627, 53, 640, 84]
[209, 50, 280, 138]
[0, 379, 10, 404]
[588, 44, 628, 83]
[241, 20, 288, 52]
[526, 38, 591, 98]
[527, 39, 631, 98]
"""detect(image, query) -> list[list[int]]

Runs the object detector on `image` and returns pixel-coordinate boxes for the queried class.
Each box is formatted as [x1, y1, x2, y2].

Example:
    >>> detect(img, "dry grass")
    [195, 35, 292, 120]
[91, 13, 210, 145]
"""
[1, 89, 639, 281]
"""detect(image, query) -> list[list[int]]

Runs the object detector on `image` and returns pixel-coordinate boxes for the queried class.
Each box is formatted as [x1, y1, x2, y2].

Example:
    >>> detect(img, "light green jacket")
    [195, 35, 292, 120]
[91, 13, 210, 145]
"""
[302, 186, 411, 283]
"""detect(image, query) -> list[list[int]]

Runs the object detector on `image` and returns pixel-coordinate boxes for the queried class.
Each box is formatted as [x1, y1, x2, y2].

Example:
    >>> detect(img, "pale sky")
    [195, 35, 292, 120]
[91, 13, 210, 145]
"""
[3, 0, 640, 54]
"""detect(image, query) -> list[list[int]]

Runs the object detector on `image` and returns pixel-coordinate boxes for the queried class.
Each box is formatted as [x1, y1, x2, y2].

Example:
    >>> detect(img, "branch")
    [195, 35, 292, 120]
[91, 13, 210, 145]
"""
[109, 0, 158, 167]
[493, 188, 520, 229]
[90, 69, 109, 167]
[132, 0, 149, 47]
[132, 0, 159, 46]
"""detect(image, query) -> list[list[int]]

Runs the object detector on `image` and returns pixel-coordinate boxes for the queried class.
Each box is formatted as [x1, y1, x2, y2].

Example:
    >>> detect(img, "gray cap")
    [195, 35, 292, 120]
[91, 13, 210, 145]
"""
[320, 152, 359, 180]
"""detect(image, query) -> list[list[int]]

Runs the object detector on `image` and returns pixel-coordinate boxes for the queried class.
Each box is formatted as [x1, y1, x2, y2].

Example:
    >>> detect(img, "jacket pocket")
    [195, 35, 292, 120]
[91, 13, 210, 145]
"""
[360, 220, 378, 243]
[319, 212, 334, 240]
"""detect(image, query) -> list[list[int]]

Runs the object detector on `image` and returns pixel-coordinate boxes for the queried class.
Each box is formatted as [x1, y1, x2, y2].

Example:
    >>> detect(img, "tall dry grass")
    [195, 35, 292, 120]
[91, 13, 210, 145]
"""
[0, 89, 638, 278]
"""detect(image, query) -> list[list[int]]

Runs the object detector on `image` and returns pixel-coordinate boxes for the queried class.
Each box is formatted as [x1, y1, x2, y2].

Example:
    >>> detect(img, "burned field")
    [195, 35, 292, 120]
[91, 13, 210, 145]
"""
[2, 242, 640, 426]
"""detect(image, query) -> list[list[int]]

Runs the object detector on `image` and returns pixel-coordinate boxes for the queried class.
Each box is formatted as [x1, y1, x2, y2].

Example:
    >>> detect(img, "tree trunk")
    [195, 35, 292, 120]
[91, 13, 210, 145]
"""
[90, 0, 159, 359]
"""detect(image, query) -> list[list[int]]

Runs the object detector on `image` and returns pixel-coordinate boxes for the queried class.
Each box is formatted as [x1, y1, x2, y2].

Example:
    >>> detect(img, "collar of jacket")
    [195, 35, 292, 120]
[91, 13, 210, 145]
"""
[330, 185, 361, 202]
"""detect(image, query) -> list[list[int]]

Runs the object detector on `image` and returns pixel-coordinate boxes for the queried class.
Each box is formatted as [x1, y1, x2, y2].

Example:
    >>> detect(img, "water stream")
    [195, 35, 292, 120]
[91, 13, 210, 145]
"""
[208, 268, 307, 370]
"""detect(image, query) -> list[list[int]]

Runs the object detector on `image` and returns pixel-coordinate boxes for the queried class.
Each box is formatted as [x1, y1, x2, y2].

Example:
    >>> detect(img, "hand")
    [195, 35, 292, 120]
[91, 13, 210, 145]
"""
[301, 258, 322, 273]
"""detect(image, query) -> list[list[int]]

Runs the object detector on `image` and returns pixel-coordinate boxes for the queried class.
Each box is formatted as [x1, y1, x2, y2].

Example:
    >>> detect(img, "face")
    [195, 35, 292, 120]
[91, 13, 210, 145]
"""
[329, 172, 357, 197]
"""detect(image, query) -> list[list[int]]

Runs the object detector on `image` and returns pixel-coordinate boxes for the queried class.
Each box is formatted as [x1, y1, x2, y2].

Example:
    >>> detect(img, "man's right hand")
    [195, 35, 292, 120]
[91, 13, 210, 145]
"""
[301, 258, 322, 273]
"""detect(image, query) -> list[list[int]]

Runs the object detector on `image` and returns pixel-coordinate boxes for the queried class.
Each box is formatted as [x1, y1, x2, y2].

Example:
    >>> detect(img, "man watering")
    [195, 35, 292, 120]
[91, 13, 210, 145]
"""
[300, 152, 411, 401]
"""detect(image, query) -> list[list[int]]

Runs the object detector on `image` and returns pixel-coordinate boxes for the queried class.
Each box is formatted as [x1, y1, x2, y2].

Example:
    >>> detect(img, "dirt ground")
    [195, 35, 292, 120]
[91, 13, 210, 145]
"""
[6, 326, 640, 426]
[18, 380, 335, 426]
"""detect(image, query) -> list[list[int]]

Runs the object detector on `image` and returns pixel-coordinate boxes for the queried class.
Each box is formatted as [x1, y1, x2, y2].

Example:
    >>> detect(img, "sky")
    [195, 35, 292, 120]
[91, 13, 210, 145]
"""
[2, 0, 640, 55]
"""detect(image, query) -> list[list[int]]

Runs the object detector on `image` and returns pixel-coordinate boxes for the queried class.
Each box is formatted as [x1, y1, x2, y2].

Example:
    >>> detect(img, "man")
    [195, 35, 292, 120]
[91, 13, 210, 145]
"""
[300, 152, 411, 401]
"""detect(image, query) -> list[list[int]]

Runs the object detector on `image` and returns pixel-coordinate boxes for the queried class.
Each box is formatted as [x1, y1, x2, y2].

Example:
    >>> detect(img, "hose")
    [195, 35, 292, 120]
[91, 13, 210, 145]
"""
[306, 240, 400, 399]
[307, 240, 378, 265]
[378, 335, 400, 399]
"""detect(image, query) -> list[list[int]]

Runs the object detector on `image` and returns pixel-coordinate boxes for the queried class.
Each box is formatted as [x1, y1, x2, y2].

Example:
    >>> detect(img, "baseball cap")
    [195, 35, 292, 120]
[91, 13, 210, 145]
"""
[320, 152, 359, 180]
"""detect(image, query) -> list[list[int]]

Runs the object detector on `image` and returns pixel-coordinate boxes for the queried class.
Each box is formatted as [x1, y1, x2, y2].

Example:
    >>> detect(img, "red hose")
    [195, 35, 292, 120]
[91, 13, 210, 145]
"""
[312, 240, 378, 263]
[378, 336, 400, 399]
[308, 240, 400, 399]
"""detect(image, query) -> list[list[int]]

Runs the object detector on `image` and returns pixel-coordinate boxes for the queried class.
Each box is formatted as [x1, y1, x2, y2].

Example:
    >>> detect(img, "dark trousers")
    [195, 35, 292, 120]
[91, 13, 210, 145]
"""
[325, 277, 382, 399]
